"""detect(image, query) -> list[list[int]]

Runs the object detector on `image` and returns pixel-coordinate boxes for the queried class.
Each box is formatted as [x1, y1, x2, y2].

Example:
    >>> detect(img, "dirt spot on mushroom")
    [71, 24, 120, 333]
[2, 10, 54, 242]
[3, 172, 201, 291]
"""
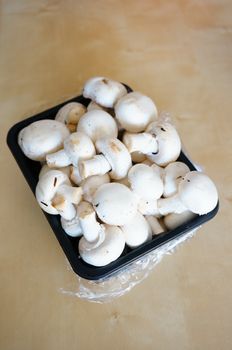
[102, 78, 108, 84]
[53, 177, 57, 187]
[72, 138, 80, 145]
[110, 141, 121, 153]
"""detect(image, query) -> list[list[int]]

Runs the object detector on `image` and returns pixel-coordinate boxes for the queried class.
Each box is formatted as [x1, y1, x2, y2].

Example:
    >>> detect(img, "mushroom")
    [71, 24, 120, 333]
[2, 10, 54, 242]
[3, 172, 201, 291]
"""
[81, 174, 110, 203]
[92, 183, 138, 225]
[164, 211, 197, 230]
[115, 92, 158, 132]
[145, 216, 165, 235]
[123, 120, 181, 166]
[46, 131, 95, 168]
[83, 76, 127, 108]
[55, 102, 86, 132]
[18, 119, 70, 161]
[163, 162, 190, 197]
[77, 201, 104, 243]
[128, 164, 163, 216]
[128, 164, 163, 200]
[79, 225, 125, 267]
[79, 138, 132, 180]
[120, 212, 152, 248]
[158, 171, 218, 216]
[61, 214, 82, 237]
[35, 170, 82, 220]
[77, 110, 118, 143]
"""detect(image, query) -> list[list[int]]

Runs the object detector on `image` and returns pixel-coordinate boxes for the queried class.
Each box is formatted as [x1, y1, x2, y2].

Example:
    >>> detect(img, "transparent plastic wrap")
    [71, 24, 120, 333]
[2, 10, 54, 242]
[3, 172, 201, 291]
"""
[60, 228, 199, 303]
[59, 114, 204, 303]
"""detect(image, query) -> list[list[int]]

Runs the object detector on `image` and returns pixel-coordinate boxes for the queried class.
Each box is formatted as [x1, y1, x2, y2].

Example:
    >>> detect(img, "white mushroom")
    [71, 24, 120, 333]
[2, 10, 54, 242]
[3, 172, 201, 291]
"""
[146, 121, 181, 165]
[128, 164, 163, 216]
[128, 164, 163, 200]
[77, 110, 118, 142]
[55, 102, 86, 132]
[81, 174, 110, 203]
[164, 211, 197, 230]
[92, 183, 138, 225]
[115, 92, 158, 132]
[83, 77, 127, 108]
[61, 214, 82, 237]
[158, 171, 218, 216]
[79, 225, 125, 267]
[18, 120, 70, 161]
[46, 131, 95, 168]
[120, 212, 152, 248]
[35, 170, 82, 220]
[77, 201, 104, 243]
[79, 138, 132, 180]
[123, 121, 181, 166]
[163, 162, 190, 197]
[145, 216, 165, 235]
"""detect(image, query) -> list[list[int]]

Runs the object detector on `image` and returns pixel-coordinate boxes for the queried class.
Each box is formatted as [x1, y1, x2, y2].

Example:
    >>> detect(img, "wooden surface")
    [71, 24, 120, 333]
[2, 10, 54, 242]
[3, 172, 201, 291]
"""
[0, 1, 232, 349]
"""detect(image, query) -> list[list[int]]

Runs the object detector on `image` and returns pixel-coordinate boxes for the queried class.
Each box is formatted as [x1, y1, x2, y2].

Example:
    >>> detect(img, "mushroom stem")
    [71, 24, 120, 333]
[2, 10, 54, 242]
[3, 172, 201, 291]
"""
[79, 155, 111, 179]
[56, 184, 83, 205]
[77, 201, 104, 242]
[123, 132, 158, 154]
[46, 149, 71, 168]
[52, 196, 76, 220]
[70, 166, 82, 185]
[145, 216, 165, 235]
[158, 194, 187, 216]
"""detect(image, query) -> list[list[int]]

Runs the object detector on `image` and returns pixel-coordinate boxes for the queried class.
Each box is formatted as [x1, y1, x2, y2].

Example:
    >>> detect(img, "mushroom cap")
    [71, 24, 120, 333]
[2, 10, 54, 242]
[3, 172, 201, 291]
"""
[61, 214, 82, 237]
[36, 170, 70, 214]
[128, 164, 163, 200]
[18, 120, 70, 161]
[121, 212, 152, 248]
[77, 110, 118, 142]
[83, 77, 127, 108]
[163, 161, 190, 197]
[95, 138, 132, 180]
[39, 164, 70, 179]
[64, 131, 96, 167]
[55, 102, 86, 131]
[179, 171, 218, 215]
[81, 174, 110, 203]
[115, 92, 158, 132]
[93, 183, 138, 225]
[146, 121, 181, 166]
[79, 225, 125, 267]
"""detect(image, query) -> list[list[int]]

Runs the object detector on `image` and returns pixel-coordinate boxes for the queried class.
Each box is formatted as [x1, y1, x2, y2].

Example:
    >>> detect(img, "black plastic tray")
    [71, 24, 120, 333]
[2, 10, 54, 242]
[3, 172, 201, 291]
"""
[7, 94, 219, 280]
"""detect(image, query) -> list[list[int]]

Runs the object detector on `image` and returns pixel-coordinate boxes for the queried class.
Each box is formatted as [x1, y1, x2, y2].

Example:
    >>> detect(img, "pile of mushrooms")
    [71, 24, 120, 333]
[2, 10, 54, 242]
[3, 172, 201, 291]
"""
[18, 76, 218, 267]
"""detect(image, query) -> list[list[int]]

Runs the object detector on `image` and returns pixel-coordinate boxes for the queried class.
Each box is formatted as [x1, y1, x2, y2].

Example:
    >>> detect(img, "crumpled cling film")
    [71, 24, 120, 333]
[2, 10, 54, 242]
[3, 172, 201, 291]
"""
[59, 113, 203, 303]
[59, 228, 199, 303]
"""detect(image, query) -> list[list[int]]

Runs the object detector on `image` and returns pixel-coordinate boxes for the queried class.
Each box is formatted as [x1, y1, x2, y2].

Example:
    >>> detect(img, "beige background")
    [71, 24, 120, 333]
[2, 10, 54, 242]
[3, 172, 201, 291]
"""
[1, 0, 232, 349]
